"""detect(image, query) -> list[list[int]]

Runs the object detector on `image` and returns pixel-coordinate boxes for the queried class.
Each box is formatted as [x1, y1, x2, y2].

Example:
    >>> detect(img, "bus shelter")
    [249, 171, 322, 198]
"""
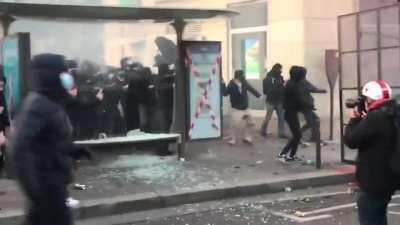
[338, 2, 400, 163]
[0, 2, 237, 160]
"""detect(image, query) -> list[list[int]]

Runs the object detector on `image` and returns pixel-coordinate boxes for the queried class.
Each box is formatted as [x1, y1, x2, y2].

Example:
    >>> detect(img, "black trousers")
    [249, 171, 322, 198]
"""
[26, 185, 72, 225]
[280, 110, 302, 158]
[358, 189, 395, 225]
[300, 109, 320, 141]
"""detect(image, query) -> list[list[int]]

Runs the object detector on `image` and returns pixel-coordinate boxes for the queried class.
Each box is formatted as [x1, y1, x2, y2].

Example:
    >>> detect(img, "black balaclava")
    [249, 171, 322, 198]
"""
[289, 66, 306, 82]
[29, 53, 69, 104]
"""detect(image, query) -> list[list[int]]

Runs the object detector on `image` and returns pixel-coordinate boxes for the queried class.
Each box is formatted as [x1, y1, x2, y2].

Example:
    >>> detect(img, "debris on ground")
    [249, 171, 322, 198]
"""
[73, 183, 86, 191]
[284, 187, 292, 192]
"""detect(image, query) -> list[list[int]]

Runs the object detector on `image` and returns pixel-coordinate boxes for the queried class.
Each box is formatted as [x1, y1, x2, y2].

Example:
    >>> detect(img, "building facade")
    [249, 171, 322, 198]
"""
[1, 0, 398, 122]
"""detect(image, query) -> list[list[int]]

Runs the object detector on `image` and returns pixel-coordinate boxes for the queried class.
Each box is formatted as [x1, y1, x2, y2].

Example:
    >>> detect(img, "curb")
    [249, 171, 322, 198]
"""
[0, 171, 354, 225]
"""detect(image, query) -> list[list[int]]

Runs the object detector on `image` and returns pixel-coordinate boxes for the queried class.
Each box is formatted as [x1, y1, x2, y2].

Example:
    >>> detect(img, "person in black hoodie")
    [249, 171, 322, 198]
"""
[344, 80, 399, 225]
[9, 54, 92, 225]
[260, 63, 287, 139]
[278, 66, 307, 162]
[98, 73, 126, 137]
[298, 76, 327, 144]
[124, 61, 143, 131]
[226, 70, 261, 145]
[156, 63, 174, 134]
[65, 81, 103, 140]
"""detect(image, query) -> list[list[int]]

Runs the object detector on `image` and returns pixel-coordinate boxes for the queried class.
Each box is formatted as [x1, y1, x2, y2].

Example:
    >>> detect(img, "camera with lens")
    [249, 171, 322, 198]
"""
[346, 96, 366, 114]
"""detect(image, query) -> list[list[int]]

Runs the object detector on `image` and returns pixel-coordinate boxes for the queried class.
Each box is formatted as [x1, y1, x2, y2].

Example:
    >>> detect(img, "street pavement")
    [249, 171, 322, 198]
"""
[0, 117, 355, 223]
[78, 185, 400, 225]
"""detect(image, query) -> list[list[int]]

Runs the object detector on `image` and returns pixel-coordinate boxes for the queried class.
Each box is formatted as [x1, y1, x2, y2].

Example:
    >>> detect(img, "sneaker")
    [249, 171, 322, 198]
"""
[277, 153, 286, 160]
[292, 156, 304, 162]
[66, 197, 80, 208]
[282, 156, 295, 162]
[243, 137, 253, 145]
[284, 156, 303, 162]
[228, 139, 236, 146]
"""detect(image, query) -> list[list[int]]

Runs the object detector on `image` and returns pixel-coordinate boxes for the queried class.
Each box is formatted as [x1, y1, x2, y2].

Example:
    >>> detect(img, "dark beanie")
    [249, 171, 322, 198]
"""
[289, 66, 307, 82]
[29, 53, 67, 92]
[31, 53, 67, 72]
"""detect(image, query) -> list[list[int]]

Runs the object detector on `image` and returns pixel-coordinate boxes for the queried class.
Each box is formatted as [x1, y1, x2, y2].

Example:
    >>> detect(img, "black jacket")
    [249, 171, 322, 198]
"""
[263, 71, 285, 104]
[64, 90, 100, 139]
[344, 101, 399, 192]
[155, 73, 174, 108]
[298, 80, 326, 110]
[10, 53, 87, 200]
[10, 93, 76, 199]
[127, 71, 156, 106]
[226, 79, 261, 110]
[283, 68, 306, 111]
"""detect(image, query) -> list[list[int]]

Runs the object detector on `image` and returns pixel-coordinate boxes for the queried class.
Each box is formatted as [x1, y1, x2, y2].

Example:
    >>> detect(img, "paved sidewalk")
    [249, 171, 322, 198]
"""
[0, 126, 355, 224]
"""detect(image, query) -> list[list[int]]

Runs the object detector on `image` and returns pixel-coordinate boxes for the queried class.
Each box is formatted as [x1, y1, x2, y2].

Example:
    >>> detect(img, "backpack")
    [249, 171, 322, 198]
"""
[263, 73, 284, 97]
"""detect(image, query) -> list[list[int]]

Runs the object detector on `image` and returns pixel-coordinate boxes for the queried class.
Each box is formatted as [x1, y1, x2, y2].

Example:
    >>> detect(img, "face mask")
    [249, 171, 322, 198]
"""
[60, 72, 75, 91]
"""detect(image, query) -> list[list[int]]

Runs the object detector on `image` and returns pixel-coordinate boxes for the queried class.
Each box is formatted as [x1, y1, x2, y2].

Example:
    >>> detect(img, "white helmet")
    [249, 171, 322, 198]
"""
[362, 80, 392, 101]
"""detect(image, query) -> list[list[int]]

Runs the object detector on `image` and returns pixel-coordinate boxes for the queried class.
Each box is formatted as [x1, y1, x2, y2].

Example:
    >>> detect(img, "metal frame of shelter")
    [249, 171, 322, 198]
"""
[338, 3, 400, 163]
[0, 2, 238, 160]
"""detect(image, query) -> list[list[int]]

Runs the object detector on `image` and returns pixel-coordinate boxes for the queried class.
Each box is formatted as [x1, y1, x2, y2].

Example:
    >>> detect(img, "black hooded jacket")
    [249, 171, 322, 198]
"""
[283, 66, 307, 111]
[284, 66, 325, 111]
[10, 54, 83, 199]
[263, 69, 285, 104]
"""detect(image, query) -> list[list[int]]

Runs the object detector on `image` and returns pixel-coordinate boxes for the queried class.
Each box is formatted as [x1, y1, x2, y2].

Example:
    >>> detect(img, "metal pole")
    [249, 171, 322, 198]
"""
[329, 87, 334, 140]
[171, 18, 187, 160]
[315, 119, 322, 169]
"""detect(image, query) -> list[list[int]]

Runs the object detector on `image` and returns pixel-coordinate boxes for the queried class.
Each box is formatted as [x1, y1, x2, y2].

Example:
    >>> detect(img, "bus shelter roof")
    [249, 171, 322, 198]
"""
[0, 2, 238, 22]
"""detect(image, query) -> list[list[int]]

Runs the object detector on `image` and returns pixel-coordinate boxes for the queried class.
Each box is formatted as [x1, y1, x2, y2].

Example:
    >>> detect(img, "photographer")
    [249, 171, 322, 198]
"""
[344, 80, 399, 225]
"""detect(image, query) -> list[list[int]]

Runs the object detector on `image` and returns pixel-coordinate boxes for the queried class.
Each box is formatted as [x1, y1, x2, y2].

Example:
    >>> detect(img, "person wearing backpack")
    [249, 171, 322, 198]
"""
[260, 63, 287, 139]
[344, 80, 400, 225]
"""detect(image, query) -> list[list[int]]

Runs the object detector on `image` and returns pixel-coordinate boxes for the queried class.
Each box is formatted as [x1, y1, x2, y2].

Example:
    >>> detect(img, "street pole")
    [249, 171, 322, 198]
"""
[171, 18, 188, 160]
[315, 119, 322, 169]
[329, 86, 334, 140]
